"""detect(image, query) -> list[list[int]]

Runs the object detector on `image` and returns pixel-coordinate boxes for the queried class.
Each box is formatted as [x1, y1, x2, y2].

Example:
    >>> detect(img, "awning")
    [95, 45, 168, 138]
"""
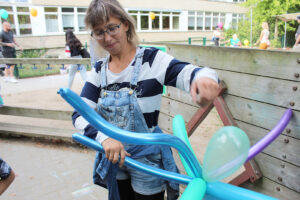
[273, 12, 300, 48]
[275, 12, 300, 22]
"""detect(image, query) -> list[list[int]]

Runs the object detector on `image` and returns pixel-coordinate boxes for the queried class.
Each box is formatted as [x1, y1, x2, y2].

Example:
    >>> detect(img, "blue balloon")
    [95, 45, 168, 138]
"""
[58, 88, 202, 178]
[72, 133, 193, 185]
[59, 88, 278, 200]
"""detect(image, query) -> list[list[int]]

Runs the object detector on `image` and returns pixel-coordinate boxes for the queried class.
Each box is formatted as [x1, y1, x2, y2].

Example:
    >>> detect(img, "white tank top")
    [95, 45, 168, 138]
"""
[261, 29, 269, 44]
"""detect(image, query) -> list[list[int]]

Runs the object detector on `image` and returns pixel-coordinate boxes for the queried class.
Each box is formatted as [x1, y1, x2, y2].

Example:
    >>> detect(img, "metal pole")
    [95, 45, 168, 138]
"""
[250, 8, 253, 47]
[284, 21, 287, 49]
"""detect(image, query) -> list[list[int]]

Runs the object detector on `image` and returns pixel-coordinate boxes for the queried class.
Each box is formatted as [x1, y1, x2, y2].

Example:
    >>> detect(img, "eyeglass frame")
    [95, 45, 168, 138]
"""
[91, 22, 122, 40]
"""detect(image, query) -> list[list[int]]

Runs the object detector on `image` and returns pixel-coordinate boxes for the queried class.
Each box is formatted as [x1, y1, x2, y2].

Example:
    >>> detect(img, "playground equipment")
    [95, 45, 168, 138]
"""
[58, 88, 292, 200]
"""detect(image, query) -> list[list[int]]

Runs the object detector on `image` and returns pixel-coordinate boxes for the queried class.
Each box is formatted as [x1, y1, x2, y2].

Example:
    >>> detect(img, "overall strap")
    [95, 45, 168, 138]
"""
[130, 47, 145, 86]
[100, 56, 110, 88]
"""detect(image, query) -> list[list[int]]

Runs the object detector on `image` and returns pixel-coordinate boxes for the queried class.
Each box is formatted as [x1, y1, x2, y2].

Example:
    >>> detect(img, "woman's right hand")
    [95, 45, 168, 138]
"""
[102, 138, 131, 167]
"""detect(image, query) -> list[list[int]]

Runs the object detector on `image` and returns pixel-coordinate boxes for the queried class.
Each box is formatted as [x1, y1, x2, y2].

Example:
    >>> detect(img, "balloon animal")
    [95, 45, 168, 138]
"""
[58, 88, 291, 200]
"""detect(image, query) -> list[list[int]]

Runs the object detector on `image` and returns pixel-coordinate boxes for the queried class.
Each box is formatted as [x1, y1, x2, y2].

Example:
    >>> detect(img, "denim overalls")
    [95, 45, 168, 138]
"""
[93, 47, 179, 200]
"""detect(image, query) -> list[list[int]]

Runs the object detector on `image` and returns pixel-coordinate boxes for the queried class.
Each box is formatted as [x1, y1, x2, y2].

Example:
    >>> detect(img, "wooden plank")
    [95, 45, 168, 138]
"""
[165, 43, 300, 81]
[237, 121, 300, 167]
[241, 177, 300, 200]
[0, 106, 72, 121]
[166, 86, 196, 106]
[0, 58, 91, 65]
[158, 112, 172, 133]
[160, 97, 198, 122]
[254, 153, 300, 192]
[0, 122, 75, 142]
[216, 70, 300, 111]
[225, 95, 300, 140]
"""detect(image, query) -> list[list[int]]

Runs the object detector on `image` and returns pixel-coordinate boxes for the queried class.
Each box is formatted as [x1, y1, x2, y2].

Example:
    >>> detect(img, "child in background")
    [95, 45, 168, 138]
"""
[255, 22, 270, 50]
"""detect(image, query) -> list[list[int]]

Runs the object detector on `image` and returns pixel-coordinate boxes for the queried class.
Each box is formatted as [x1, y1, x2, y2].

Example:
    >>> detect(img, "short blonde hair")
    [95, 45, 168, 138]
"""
[262, 22, 269, 30]
[85, 0, 139, 45]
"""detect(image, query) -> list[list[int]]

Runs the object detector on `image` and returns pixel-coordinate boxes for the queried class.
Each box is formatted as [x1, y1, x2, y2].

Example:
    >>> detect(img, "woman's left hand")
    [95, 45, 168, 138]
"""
[190, 77, 220, 107]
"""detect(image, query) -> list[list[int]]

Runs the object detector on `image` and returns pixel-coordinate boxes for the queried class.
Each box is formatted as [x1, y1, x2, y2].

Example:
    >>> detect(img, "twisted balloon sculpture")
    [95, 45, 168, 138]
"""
[58, 88, 291, 200]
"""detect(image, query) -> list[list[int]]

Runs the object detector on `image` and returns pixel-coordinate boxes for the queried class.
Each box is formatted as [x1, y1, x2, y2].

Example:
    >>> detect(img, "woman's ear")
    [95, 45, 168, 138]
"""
[123, 20, 129, 32]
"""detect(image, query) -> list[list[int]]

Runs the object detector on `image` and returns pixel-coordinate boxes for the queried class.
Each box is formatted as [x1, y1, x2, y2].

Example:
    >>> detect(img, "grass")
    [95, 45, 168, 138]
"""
[14, 49, 91, 79]
[15, 64, 91, 79]
[16, 64, 62, 79]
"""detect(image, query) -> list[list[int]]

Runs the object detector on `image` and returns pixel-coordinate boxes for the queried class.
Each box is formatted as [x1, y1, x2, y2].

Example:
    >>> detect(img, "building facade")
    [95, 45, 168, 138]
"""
[0, 0, 247, 49]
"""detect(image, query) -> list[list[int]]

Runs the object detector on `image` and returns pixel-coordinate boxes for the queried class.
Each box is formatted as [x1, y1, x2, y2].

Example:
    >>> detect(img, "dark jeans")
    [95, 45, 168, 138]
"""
[117, 179, 165, 200]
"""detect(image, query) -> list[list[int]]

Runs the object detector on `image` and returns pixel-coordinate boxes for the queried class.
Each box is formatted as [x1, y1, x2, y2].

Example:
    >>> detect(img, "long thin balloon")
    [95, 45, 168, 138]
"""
[180, 178, 206, 200]
[246, 108, 292, 161]
[206, 182, 277, 200]
[72, 133, 192, 185]
[58, 88, 202, 178]
[73, 133, 277, 200]
[173, 115, 200, 177]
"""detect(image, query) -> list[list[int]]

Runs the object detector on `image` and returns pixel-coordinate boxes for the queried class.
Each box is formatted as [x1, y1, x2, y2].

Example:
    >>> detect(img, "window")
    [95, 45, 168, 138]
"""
[16, 7, 31, 35]
[188, 11, 195, 30]
[212, 13, 219, 30]
[140, 11, 149, 30]
[129, 10, 180, 31]
[129, 11, 138, 29]
[162, 12, 170, 30]
[205, 12, 212, 30]
[62, 7, 74, 31]
[44, 7, 59, 33]
[172, 12, 180, 30]
[196, 12, 203, 31]
[151, 12, 160, 30]
[77, 8, 87, 31]
[232, 14, 238, 29]
[220, 13, 225, 27]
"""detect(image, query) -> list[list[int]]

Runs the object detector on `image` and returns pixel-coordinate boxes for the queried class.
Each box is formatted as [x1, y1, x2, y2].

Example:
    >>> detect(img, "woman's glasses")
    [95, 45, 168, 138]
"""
[91, 23, 122, 40]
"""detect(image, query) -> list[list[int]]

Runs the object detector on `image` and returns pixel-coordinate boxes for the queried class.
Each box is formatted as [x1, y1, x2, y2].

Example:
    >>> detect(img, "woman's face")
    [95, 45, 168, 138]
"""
[92, 16, 129, 56]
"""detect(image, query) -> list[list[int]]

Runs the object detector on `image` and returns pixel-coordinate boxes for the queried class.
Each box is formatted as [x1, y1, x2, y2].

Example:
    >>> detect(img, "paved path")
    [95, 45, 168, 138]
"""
[0, 72, 108, 199]
[0, 138, 108, 200]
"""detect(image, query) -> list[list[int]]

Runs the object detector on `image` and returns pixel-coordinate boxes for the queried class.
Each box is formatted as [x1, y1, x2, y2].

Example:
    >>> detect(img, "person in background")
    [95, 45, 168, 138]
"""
[0, 84, 3, 107]
[0, 21, 22, 83]
[225, 34, 242, 47]
[72, 0, 220, 199]
[65, 30, 87, 89]
[293, 15, 300, 51]
[0, 157, 15, 195]
[212, 26, 221, 46]
[254, 22, 270, 50]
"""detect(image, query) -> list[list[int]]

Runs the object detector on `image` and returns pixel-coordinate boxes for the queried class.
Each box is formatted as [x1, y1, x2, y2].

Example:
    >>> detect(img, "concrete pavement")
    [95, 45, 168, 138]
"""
[0, 137, 108, 200]
[0, 72, 108, 199]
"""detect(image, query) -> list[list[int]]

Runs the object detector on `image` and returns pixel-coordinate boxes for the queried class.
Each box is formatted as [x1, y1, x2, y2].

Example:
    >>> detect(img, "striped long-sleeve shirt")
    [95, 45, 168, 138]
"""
[72, 47, 218, 143]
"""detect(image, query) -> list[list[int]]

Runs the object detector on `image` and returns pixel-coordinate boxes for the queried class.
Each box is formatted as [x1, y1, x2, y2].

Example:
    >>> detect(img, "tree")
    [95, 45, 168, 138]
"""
[225, 0, 300, 48]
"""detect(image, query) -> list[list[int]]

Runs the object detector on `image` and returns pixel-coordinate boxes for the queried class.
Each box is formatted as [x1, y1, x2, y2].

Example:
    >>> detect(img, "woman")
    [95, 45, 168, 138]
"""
[73, 0, 220, 199]
[255, 22, 270, 50]
[65, 30, 87, 89]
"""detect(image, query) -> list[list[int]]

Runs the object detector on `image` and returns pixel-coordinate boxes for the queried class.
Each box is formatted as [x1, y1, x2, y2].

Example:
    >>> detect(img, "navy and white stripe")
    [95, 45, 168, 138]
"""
[72, 47, 218, 143]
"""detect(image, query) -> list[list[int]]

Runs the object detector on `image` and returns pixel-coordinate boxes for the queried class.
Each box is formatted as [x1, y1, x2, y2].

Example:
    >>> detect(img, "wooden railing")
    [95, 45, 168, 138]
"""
[0, 58, 91, 65]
